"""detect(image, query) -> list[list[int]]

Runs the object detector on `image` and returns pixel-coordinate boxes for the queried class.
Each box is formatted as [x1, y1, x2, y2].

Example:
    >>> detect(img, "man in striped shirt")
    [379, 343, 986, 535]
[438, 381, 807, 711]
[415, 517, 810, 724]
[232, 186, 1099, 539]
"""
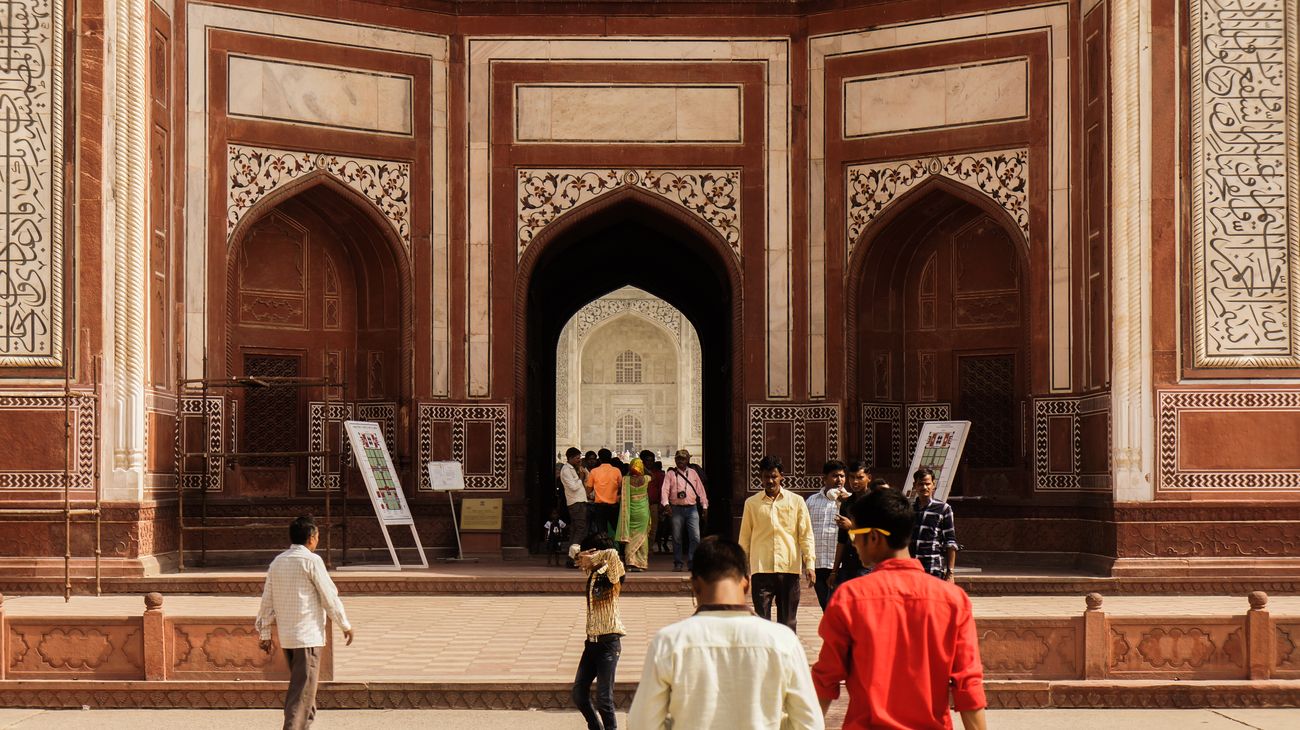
[909, 467, 960, 581]
[256, 516, 354, 730]
[805, 459, 846, 609]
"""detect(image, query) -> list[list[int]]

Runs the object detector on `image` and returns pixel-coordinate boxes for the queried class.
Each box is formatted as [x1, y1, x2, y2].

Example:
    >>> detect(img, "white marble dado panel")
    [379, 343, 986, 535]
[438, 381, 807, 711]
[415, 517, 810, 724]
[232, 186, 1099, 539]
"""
[516, 169, 740, 259]
[227, 145, 412, 250]
[1189, 0, 1299, 368]
[846, 149, 1029, 254]
[0, 0, 64, 367]
[843, 58, 1027, 138]
[514, 84, 742, 143]
[227, 55, 413, 135]
[467, 38, 790, 400]
[810, 4, 1071, 394]
[185, 4, 449, 394]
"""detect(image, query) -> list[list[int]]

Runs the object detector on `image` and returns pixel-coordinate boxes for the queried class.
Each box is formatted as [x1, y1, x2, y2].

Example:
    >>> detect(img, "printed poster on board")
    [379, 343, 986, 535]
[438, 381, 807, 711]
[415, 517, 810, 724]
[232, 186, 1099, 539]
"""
[344, 420, 414, 526]
[904, 420, 971, 502]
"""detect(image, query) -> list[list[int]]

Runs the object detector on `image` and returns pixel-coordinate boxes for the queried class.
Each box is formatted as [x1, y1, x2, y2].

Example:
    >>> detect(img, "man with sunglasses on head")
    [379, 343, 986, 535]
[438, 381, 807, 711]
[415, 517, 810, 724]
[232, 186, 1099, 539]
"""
[811, 489, 986, 730]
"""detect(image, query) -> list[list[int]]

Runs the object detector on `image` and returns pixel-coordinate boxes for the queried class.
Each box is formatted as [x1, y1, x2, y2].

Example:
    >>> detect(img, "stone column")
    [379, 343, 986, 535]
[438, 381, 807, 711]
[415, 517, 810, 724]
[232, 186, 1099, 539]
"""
[1108, 0, 1156, 501]
[102, 0, 150, 499]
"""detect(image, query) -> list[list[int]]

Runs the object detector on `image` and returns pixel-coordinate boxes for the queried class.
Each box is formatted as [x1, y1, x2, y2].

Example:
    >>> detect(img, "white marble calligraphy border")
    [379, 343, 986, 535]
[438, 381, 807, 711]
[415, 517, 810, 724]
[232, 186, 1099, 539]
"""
[184, 4, 450, 394]
[809, 4, 1071, 395]
[1188, 0, 1300, 368]
[0, 0, 64, 367]
[466, 38, 792, 400]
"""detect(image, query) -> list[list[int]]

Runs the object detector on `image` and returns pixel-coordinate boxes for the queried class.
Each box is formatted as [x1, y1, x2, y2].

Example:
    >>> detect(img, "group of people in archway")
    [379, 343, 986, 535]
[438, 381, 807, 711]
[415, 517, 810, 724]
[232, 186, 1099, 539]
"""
[555, 447, 709, 572]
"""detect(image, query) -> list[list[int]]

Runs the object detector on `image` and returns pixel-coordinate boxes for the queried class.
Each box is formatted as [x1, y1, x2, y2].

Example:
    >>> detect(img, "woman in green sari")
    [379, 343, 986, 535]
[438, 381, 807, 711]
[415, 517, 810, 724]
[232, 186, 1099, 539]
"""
[616, 457, 652, 571]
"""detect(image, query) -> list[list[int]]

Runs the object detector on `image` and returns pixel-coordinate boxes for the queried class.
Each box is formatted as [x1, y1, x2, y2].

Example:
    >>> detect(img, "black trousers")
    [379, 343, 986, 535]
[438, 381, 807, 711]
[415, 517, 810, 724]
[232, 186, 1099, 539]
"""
[572, 635, 621, 730]
[591, 502, 619, 537]
[752, 572, 803, 633]
[813, 567, 834, 610]
[567, 502, 590, 546]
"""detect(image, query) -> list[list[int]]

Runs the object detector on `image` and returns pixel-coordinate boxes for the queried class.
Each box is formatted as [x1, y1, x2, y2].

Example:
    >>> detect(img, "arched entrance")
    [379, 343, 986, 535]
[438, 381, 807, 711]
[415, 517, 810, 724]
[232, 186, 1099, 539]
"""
[219, 179, 411, 498]
[848, 181, 1032, 497]
[517, 189, 742, 540]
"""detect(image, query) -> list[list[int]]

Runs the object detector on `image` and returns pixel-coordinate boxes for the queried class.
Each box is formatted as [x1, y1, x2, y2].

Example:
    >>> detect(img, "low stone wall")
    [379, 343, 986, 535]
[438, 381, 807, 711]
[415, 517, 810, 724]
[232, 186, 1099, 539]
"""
[979, 592, 1291, 681]
[0, 593, 333, 681]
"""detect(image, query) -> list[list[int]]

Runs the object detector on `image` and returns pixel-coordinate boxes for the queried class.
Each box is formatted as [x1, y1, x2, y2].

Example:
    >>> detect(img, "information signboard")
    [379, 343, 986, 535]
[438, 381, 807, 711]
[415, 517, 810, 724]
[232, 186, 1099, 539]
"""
[344, 421, 427, 568]
[904, 420, 972, 502]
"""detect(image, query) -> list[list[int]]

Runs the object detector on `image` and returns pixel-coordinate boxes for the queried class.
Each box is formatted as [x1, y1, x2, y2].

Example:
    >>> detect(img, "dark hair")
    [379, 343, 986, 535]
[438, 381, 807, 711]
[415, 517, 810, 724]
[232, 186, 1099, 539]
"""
[850, 489, 914, 550]
[597, 448, 613, 463]
[869, 477, 890, 491]
[289, 515, 318, 545]
[846, 460, 869, 474]
[585, 451, 597, 459]
[580, 531, 613, 552]
[566, 447, 581, 459]
[639, 450, 655, 463]
[758, 455, 783, 473]
[914, 466, 936, 482]
[823, 459, 846, 475]
[691, 536, 749, 582]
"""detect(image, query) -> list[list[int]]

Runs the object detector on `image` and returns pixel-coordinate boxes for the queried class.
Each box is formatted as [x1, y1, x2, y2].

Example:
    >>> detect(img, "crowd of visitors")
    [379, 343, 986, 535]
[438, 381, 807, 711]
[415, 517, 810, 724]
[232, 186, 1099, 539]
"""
[255, 453, 978, 730]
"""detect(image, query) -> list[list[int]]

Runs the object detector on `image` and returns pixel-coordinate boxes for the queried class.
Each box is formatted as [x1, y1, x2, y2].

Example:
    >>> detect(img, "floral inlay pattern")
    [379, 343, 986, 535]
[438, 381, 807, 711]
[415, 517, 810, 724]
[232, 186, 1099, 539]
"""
[517, 169, 741, 259]
[227, 145, 412, 252]
[846, 149, 1029, 257]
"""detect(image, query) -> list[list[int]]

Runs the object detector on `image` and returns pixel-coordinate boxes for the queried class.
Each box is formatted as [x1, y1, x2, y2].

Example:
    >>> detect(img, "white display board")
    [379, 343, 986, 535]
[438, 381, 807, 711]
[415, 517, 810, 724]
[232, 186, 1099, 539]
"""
[426, 460, 466, 491]
[904, 420, 972, 502]
[344, 421, 427, 568]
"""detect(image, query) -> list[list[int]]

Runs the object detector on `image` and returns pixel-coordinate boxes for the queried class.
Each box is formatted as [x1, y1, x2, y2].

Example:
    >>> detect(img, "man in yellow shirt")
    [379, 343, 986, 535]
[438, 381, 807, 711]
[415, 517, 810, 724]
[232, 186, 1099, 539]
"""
[738, 454, 817, 632]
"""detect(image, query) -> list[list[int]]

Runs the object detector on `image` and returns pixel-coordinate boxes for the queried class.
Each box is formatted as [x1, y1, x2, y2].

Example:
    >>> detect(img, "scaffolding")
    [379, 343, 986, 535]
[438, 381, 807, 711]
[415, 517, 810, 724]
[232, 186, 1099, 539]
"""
[175, 360, 350, 570]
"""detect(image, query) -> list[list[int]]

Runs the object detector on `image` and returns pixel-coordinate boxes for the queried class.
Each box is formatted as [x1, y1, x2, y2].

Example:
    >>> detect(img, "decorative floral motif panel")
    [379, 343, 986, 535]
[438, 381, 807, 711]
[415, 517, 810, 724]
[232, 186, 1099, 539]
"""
[417, 403, 509, 490]
[0, 0, 64, 366]
[0, 393, 95, 489]
[747, 404, 841, 491]
[1190, 0, 1299, 367]
[227, 145, 412, 252]
[516, 169, 740, 259]
[845, 149, 1029, 257]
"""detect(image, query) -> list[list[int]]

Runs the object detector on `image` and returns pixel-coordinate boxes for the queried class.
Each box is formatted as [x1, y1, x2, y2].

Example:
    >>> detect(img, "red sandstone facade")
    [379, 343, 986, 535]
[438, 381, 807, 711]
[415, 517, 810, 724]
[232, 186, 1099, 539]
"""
[0, 0, 1296, 581]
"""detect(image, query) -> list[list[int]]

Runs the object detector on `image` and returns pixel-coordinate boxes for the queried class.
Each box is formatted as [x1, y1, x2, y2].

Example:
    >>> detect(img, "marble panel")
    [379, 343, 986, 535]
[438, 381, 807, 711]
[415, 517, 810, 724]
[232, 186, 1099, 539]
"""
[844, 59, 1027, 138]
[226, 56, 412, 135]
[514, 85, 740, 143]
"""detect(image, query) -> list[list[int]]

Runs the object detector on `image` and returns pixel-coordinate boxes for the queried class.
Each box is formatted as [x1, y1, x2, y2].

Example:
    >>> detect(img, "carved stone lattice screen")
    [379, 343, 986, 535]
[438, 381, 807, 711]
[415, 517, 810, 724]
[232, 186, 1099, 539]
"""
[1190, 0, 1300, 367]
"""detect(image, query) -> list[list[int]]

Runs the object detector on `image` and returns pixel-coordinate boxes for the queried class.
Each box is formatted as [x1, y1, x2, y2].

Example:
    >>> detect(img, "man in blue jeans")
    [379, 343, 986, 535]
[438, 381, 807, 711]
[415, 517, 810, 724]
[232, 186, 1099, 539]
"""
[659, 449, 709, 572]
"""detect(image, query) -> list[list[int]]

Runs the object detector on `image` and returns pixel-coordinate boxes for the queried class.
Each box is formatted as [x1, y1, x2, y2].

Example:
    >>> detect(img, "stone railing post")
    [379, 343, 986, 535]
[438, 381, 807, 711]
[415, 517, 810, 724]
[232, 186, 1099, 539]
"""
[1083, 592, 1108, 679]
[143, 592, 167, 680]
[1247, 591, 1272, 680]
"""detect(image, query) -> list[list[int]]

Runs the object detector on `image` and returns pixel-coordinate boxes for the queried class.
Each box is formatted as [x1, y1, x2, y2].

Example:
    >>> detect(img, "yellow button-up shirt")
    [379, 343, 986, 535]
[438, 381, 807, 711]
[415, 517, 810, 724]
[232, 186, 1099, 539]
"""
[738, 489, 816, 575]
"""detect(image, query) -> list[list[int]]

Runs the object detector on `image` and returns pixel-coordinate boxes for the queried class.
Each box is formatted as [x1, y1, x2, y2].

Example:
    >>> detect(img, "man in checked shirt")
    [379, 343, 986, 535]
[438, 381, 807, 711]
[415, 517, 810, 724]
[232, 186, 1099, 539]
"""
[909, 467, 960, 582]
[256, 516, 355, 730]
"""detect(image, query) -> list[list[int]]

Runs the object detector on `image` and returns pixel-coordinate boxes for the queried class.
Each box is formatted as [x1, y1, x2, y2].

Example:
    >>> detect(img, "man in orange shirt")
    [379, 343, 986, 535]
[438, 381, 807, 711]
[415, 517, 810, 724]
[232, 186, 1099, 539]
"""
[586, 448, 623, 538]
[812, 488, 986, 730]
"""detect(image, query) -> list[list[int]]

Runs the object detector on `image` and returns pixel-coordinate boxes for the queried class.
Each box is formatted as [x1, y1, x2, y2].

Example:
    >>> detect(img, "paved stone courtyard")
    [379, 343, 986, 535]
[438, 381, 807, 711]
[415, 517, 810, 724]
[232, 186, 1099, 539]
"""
[7, 593, 1299, 683]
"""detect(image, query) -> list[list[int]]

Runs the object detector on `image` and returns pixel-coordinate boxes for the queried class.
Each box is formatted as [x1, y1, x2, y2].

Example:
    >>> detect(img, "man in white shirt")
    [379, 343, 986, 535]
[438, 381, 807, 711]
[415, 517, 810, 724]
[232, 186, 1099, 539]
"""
[805, 459, 846, 609]
[255, 516, 355, 730]
[627, 536, 823, 730]
[559, 446, 590, 566]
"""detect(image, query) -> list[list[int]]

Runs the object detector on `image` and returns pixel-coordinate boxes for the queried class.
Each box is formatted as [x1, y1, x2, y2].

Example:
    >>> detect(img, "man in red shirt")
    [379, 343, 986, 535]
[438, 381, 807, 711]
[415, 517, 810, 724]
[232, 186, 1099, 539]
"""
[812, 489, 986, 730]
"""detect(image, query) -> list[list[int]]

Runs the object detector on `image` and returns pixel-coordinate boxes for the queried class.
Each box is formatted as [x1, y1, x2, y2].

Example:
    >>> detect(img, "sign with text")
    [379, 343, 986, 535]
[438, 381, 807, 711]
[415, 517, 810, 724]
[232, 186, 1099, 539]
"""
[344, 421, 413, 526]
[426, 460, 466, 491]
[460, 498, 503, 531]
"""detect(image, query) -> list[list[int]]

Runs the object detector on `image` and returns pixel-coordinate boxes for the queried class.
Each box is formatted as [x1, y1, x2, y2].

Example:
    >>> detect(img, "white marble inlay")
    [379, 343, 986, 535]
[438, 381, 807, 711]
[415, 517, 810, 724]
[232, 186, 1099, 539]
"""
[0, 0, 64, 366]
[1189, 0, 1299, 367]
[227, 55, 413, 135]
[514, 84, 741, 143]
[844, 58, 1028, 138]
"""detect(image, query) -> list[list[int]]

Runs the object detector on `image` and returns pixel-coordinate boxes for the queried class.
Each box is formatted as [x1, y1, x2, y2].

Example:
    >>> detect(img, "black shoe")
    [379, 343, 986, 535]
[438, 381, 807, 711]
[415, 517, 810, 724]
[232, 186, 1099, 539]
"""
[673, 562, 684, 572]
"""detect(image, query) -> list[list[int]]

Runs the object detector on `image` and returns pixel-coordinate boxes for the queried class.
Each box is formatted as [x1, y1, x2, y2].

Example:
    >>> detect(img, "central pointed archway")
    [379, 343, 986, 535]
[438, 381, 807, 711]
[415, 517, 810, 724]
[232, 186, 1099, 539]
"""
[515, 188, 744, 541]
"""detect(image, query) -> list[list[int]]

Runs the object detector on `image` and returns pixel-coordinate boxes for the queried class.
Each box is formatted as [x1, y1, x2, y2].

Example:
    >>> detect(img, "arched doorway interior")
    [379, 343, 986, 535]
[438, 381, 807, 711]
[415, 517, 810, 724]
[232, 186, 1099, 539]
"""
[222, 182, 408, 498]
[853, 186, 1031, 497]
[519, 191, 741, 541]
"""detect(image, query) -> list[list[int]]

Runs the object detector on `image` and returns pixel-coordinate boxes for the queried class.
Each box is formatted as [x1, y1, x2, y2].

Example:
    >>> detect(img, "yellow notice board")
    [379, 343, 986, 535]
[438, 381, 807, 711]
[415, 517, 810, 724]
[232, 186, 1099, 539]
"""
[460, 498, 503, 531]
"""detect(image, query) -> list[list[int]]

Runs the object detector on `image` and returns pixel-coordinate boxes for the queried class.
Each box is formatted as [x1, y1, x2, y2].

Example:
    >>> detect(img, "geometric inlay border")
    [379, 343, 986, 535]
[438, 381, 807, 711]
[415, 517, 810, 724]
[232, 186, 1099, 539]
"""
[747, 404, 841, 491]
[860, 403, 903, 470]
[1034, 396, 1081, 490]
[1158, 390, 1300, 489]
[0, 392, 95, 489]
[179, 396, 223, 491]
[307, 402, 353, 492]
[417, 403, 509, 490]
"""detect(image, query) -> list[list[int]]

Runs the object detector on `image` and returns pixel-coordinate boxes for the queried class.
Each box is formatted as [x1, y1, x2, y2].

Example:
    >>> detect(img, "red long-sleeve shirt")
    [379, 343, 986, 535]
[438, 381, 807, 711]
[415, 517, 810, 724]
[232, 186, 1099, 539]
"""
[811, 557, 985, 729]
